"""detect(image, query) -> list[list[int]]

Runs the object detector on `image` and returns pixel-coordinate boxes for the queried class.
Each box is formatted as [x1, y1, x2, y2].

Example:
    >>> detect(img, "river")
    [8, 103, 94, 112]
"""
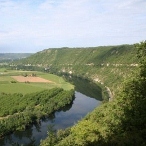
[0, 77, 102, 146]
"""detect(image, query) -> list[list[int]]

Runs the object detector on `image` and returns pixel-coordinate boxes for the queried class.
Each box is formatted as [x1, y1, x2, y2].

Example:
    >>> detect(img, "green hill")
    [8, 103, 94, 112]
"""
[14, 44, 138, 97]
[16, 45, 137, 65]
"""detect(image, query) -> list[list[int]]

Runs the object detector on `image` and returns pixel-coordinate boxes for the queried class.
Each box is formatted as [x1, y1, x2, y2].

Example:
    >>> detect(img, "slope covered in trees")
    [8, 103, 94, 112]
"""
[0, 88, 74, 138]
[16, 45, 137, 65]
[39, 43, 146, 145]
[14, 44, 138, 97]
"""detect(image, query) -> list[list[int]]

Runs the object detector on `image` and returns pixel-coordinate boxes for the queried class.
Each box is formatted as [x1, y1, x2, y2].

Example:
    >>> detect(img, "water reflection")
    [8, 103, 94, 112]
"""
[63, 75, 103, 101]
[2, 127, 36, 146]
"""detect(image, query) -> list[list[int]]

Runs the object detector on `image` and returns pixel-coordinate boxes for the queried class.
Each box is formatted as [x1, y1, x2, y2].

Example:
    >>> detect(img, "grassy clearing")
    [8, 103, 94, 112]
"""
[0, 70, 74, 94]
[0, 68, 8, 72]
[40, 73, 65, 84]
[0, 76, 14, 82]
[0, 83, 47, 94]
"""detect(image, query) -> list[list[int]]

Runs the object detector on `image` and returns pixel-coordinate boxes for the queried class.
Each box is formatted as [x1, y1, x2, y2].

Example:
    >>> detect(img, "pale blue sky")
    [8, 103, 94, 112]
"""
[0, 0, 146, 53]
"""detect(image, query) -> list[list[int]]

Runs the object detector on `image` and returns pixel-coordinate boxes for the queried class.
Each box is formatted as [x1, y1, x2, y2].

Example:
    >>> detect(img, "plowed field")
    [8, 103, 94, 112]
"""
[12, 76, 52, 83]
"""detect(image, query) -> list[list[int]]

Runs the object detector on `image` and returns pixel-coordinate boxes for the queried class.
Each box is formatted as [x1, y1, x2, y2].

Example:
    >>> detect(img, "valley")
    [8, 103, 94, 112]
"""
[0, 42, 146, 145]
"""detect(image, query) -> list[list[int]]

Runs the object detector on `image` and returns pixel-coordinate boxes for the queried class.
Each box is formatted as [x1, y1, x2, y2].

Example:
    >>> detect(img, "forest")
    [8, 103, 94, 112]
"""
[39, 41, 146, 145]
[0, 88, 74, 138]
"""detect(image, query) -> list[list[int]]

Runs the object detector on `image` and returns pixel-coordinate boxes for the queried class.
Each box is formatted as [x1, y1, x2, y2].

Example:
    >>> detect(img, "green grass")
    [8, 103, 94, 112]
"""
[0, 70, 38, 76]
[39, 73, 74, 90]
[0, 83, 44, 94]
[0, 70, 74, 94]
[0, 68, 8, 72]
[40, 73, 65, 83]
[0, 76, 15, 82]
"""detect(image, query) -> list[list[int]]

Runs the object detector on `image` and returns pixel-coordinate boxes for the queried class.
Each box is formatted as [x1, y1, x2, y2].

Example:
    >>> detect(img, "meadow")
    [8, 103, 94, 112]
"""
[0, 69, 74, 94]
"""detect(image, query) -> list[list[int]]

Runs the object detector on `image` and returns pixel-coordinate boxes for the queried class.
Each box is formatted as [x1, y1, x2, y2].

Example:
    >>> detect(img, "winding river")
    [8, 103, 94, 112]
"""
[0, 77, 102, 146]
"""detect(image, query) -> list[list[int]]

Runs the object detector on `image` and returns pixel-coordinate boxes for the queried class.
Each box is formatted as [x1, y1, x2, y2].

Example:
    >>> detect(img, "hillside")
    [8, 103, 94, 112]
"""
[14, 44, 138, 97]
[16, 45, 137, 65]
[39, 43, 146, 146]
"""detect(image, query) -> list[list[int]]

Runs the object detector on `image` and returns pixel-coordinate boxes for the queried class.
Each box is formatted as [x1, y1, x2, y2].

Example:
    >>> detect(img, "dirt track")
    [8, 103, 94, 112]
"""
[12, 76, 52, 83]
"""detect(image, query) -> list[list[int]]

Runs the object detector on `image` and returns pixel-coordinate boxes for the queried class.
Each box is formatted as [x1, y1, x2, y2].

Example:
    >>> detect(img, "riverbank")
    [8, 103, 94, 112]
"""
[0, 91, 101, 146]
[0, 88, 74, 139]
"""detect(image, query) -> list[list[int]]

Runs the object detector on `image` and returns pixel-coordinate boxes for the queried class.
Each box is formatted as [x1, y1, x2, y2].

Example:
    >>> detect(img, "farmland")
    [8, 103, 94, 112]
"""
[0, 69, 74, 94]
[0, 69, 75, 138]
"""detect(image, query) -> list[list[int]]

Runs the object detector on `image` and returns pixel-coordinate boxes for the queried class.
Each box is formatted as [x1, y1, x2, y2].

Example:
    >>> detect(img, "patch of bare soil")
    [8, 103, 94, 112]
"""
[12, 76, 52, 83]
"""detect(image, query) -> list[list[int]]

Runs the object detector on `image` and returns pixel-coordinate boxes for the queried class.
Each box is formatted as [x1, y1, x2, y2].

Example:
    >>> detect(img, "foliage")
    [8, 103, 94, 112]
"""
[135, 41, 146, 78]
[40, 41, 146, 146]
[0, 88, 74, 138]
[15, 45, 137, 65]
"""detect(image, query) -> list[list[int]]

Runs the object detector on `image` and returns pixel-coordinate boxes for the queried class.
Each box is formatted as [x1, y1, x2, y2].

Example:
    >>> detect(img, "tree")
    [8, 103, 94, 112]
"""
[46, 124, 57, 146]
[135, 40, 146, 78]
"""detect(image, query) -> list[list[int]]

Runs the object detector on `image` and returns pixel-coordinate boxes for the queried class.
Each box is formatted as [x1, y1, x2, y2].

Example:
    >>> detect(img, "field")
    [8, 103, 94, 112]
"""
[0, 69, 74, 94]
[11, 76, 52, 83]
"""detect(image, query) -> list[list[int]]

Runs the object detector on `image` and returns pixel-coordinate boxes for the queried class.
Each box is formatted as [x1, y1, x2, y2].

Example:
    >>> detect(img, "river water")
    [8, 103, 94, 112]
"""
[0, 77, 102, 146]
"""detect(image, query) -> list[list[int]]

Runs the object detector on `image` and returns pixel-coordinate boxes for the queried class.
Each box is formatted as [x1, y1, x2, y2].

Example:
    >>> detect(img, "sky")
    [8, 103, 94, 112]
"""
[0, 0, 146, 53]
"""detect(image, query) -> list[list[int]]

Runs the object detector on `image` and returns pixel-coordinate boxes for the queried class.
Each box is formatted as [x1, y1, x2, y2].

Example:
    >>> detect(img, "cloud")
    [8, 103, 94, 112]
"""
[0, 0, 146, 52]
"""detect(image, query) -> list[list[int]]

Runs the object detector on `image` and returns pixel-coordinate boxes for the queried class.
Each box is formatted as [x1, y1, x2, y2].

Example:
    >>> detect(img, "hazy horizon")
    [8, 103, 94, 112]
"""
[0, 42, 135, 54]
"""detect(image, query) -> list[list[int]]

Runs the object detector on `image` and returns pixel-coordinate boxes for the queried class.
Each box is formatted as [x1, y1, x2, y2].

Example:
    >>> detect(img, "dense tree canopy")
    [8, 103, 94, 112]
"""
[0, 88, 74, 138]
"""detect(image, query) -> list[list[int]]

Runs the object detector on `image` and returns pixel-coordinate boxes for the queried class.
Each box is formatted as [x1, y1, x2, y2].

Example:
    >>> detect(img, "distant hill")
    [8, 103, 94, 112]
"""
[16, 45, 137, 65]
[0, 53, 33, 62]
